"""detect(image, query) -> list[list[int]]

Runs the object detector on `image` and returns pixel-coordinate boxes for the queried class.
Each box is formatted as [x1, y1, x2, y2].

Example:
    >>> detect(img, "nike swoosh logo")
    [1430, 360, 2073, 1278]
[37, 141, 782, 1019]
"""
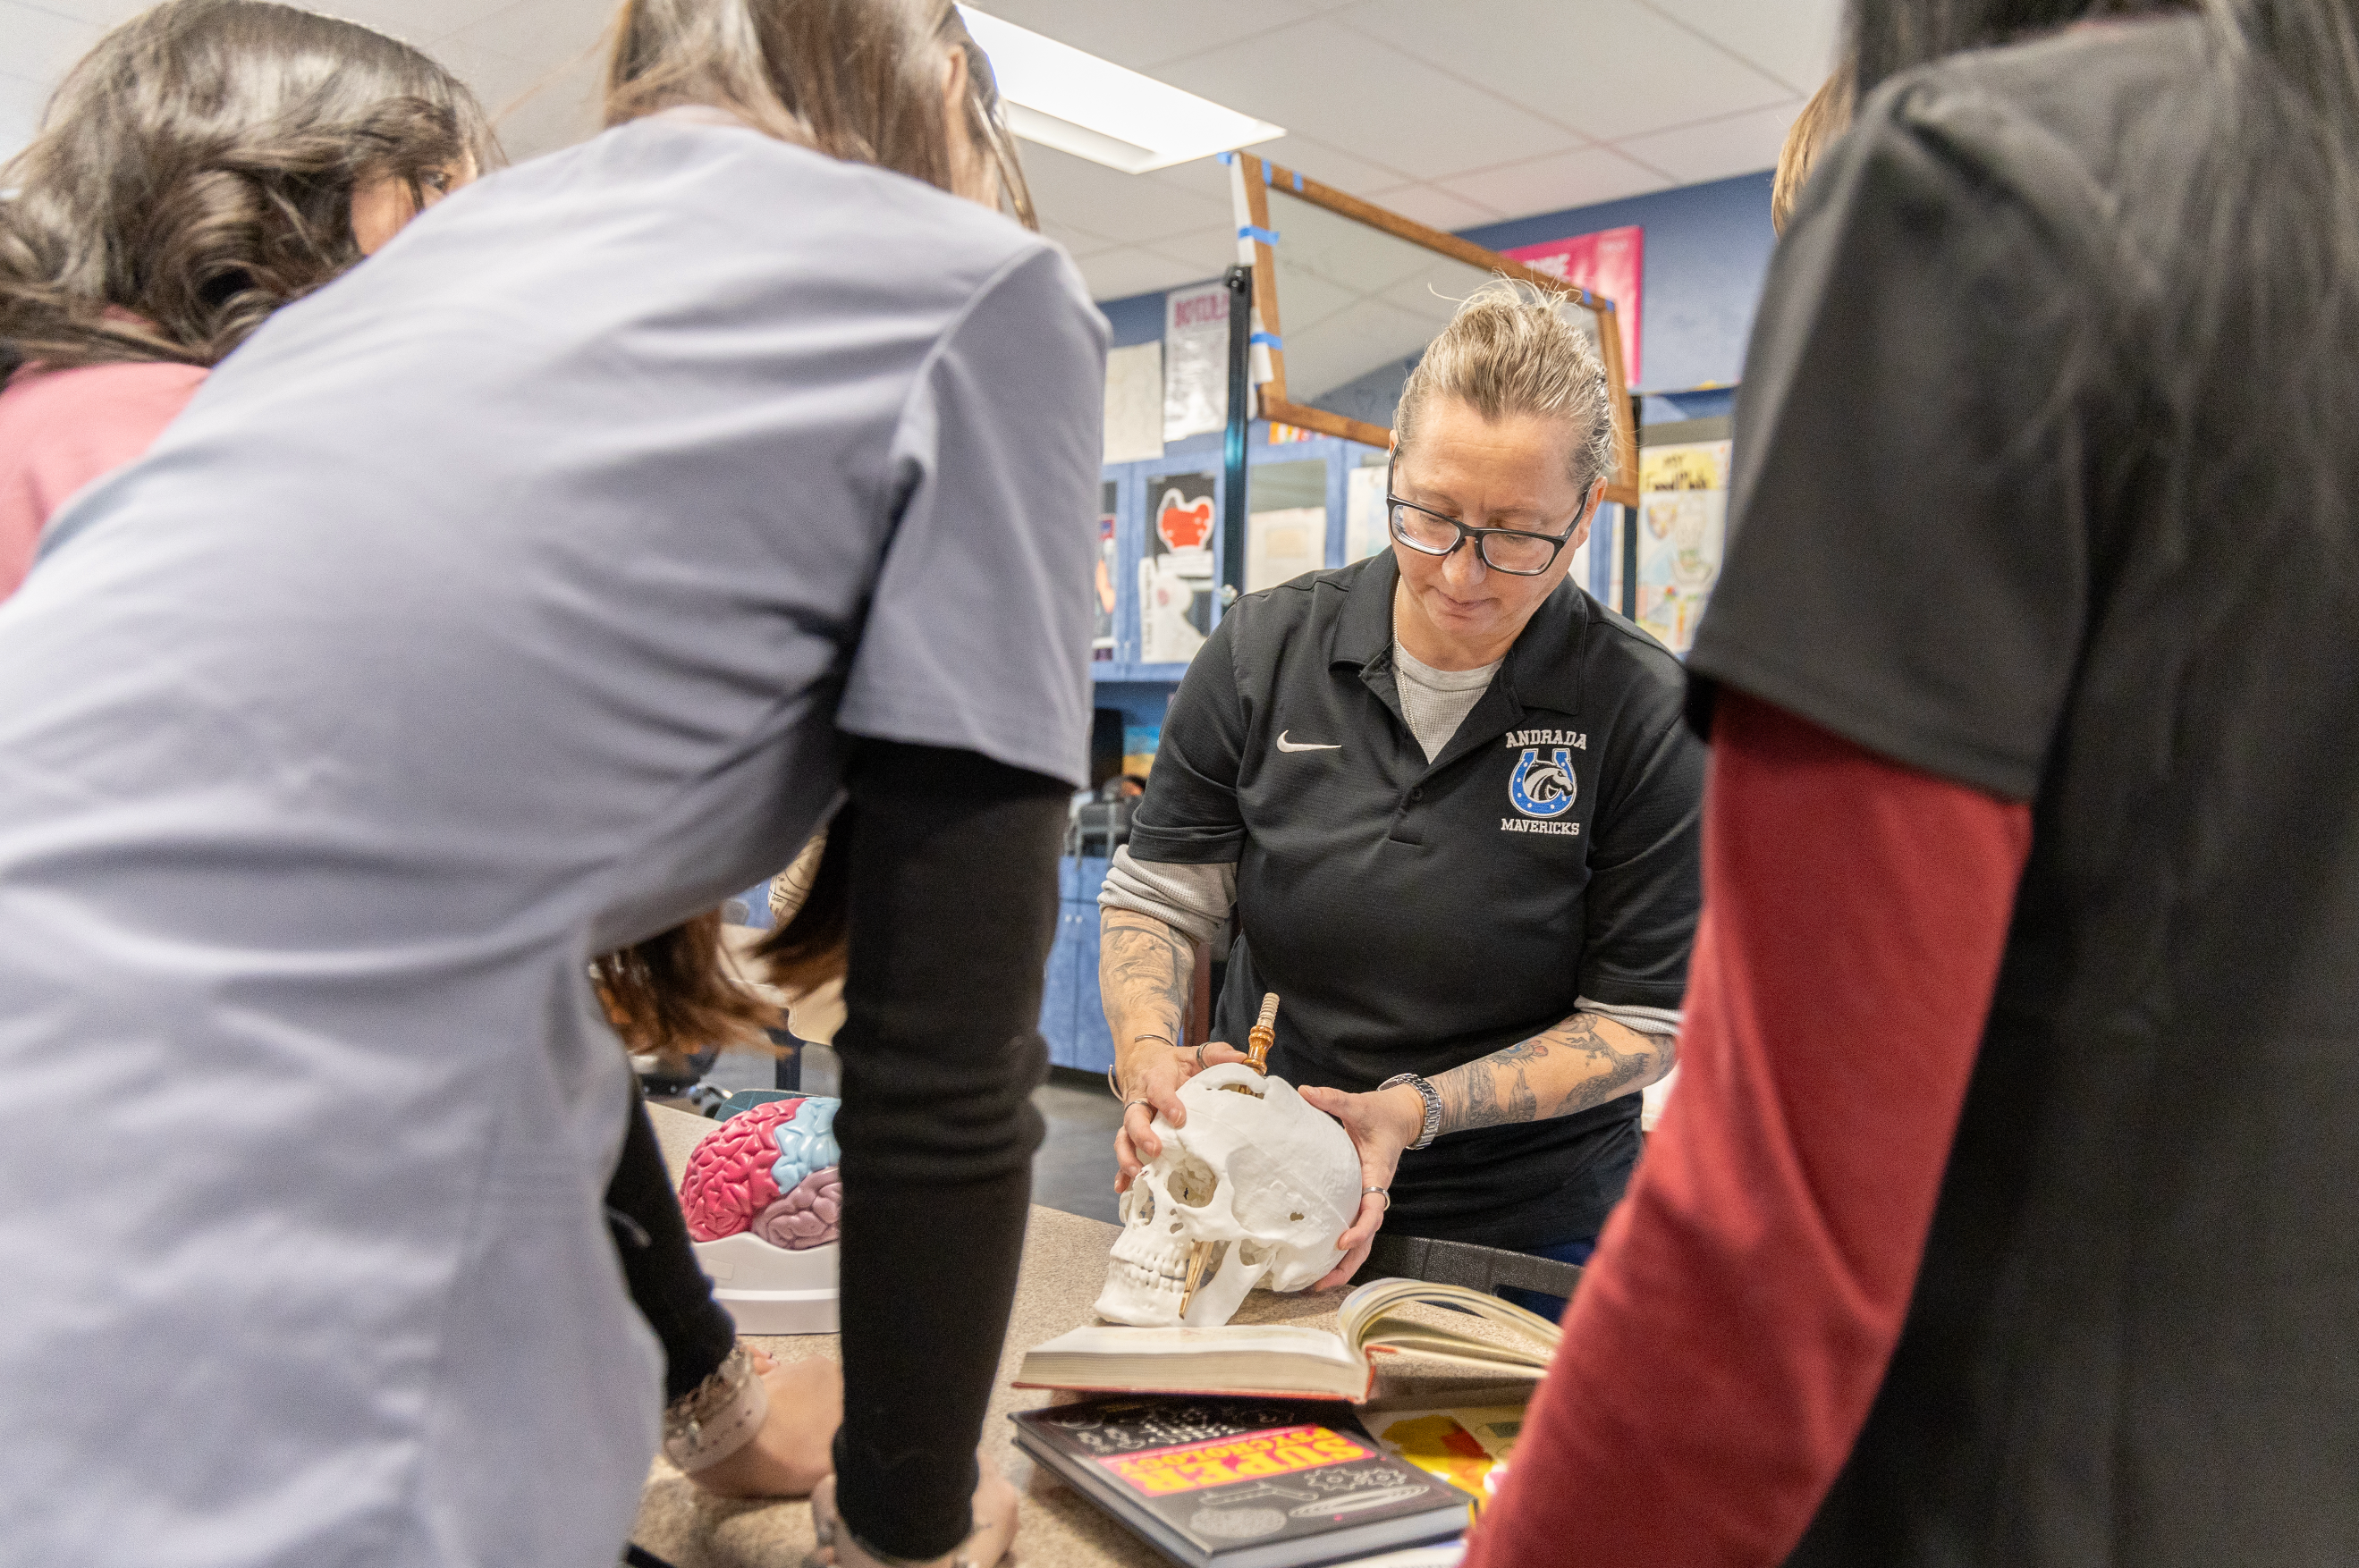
[1276, 731, 1341, 753]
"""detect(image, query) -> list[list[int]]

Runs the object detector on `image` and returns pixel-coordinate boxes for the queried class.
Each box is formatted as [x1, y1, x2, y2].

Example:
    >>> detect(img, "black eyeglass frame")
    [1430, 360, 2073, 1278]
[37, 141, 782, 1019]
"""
[1383, 457, 1592, 577]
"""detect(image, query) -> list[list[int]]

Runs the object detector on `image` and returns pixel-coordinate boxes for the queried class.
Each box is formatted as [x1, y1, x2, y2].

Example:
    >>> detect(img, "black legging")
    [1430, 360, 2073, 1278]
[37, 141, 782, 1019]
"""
[602, 741, 1063, 1559]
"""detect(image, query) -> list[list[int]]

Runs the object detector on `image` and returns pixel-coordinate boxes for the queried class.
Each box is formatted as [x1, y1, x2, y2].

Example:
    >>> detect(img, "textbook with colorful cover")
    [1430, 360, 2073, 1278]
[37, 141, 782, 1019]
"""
[1013, 1278, 1560, 1403]
[1364, 1403, 1527, 1513]
[1010, 1395, 1474, 1568]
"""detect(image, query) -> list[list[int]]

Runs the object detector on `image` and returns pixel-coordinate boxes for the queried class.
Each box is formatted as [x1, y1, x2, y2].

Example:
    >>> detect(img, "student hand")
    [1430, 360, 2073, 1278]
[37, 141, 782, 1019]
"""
[1112, 1039, 1253, 1193]
[810, 1455, 1019, 1568]
[688, 1353, 842, 1498]
[1298, 1083, 1424, 1290]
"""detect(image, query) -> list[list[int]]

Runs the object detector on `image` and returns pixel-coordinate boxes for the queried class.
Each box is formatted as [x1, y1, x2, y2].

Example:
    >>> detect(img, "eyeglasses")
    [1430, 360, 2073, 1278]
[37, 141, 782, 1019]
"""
[1385, 459, 1587, 577]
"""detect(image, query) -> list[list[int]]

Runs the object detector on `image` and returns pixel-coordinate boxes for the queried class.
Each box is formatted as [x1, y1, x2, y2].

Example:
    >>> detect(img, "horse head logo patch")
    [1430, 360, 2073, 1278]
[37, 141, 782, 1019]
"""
[1509, 746, 1577, 819]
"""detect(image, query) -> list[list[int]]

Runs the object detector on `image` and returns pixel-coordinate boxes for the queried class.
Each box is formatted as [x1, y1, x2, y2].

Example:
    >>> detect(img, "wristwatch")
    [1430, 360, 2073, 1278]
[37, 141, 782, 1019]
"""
[1377, 1072, 1442, 1151]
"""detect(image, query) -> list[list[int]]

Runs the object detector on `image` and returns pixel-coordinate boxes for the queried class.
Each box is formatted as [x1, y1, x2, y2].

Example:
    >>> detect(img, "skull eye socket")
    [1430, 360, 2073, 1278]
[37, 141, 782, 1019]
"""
[1122, 1186, 1155, 1227]
[1167, 1153, 1220, 1208]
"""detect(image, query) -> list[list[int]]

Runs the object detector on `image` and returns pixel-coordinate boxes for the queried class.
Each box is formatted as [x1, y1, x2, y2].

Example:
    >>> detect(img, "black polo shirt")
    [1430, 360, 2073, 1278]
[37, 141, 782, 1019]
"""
[1129, 549, 1704, 1252]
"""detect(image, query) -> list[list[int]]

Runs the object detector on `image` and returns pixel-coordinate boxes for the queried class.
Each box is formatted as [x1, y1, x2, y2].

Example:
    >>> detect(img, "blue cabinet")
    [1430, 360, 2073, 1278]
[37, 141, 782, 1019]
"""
[1040, 856, 1113, 1072]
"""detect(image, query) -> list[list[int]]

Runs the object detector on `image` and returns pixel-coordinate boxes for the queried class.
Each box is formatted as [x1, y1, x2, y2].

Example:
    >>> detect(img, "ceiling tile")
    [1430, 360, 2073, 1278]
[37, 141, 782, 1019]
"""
[436, 0, 611, 64]
[0, 70, 47, 161]
[1041, 218, 1117, 259]
[1362, 182, 1503, 233]
[1142, 154, 1237, 207]
[1611, 101, 1797, 185]
[1143, 226, 1242, 281]
[1078, 246, 1206, 302]
[1159, 18, 1578, 184]
[486, 47, 605, 163]
[1445, 144, 1673, 219]
[424, 34, 552, 120]
[968, 0, 1317, 72]
[1240, 131, 1410, 198]
[271, 0, 536, 46]
[1020, 142, 1233, 249]
[0, 1, 102, 86]
[0, 0, 141, 24]
[1346, 0, 1791, 143]
[1639, 0, 1845, 94]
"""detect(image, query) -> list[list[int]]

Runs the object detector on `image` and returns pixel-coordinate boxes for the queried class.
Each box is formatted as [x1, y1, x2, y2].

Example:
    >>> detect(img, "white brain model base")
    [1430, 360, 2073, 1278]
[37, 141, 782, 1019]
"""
[1095, 1064, 1364, 1328]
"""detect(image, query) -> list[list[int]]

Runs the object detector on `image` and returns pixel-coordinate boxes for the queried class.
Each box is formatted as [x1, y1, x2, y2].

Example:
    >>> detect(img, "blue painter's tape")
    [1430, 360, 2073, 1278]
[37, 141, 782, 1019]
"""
[1249, 332, 1282, 349]
[1237, 224, 1281, 246]
[1263, 163, 1275, 185]
[1217, 150, 1235, 165]
[1292, 171, 1304, 193]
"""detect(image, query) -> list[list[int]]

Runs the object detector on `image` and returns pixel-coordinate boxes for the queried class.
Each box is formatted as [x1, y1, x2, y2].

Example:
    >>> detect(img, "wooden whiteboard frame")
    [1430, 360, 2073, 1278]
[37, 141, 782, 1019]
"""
[1233, 151, 1641, 510]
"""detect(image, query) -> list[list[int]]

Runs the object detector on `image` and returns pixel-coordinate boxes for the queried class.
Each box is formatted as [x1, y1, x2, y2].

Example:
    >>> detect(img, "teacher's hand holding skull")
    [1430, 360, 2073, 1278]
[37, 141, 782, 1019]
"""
[1296, 1081, 1427, 1289]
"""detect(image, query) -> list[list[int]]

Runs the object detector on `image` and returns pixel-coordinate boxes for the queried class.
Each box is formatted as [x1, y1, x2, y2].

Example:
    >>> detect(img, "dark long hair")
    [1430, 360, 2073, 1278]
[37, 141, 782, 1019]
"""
[0, 0, 495, 377]
[1851, 0, 2359, 543]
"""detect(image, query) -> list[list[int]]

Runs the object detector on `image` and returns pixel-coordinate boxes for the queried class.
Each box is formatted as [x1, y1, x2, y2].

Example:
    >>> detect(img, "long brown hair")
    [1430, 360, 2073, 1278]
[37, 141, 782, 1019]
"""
[604, 0, 1036, 229]
[594, 909, 782, 1057]
[1771, 57, 1856, 235]
[0, 0, 495, 378]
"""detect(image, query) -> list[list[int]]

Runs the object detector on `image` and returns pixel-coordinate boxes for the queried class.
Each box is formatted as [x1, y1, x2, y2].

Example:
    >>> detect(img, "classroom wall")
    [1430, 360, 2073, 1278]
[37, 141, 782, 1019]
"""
[1090, 169, 1776, 428]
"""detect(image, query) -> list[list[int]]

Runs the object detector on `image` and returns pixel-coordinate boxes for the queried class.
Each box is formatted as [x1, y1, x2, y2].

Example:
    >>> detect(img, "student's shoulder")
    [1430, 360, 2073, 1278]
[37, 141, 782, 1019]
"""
[0, 359, 207, 434]
[508, 117, 1096, 328]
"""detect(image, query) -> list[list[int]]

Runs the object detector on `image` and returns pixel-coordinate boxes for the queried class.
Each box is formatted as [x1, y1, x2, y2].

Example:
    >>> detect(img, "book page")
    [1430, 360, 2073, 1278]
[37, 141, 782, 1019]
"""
[1026, 1323, 1357, 1369]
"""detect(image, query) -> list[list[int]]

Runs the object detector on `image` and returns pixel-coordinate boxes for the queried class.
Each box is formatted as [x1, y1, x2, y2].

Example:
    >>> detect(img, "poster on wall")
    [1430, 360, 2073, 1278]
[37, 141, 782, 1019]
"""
[1504, 225, 1644, 384]
[1344, 465, 1389, 563]
[1247, 506, 1324, 594]
[1163, 283, 1230, 443]
[1139, 471, 1217, 665]
[1103, 341, 1164, 464]
[1635, 441, 1729, 655]
[1095, 480, 1118, 661]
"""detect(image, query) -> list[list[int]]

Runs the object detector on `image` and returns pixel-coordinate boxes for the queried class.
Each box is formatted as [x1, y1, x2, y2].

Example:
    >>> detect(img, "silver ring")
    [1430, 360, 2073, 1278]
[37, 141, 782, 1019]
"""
[1193, 1041, 1209, 1072]
[1362, 1186, 1391, 1210]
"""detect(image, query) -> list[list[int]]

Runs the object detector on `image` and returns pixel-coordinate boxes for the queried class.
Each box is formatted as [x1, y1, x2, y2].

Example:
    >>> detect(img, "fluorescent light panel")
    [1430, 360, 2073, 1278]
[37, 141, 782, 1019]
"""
[960, 7, 1283, 173]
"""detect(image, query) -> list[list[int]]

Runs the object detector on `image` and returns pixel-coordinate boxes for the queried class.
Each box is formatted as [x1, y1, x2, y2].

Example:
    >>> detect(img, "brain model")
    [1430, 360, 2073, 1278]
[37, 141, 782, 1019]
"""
[681, 1095, 842, 1250]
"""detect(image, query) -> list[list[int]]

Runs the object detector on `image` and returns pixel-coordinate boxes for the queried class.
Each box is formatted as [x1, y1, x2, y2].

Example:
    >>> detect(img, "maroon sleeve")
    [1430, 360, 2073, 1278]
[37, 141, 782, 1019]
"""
[1463, 693, 2033, 1567]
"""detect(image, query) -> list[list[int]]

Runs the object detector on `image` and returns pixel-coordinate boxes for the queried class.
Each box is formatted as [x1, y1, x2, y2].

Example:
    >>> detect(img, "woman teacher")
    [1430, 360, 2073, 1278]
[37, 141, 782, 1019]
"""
[1100, 282, 1704, 1284]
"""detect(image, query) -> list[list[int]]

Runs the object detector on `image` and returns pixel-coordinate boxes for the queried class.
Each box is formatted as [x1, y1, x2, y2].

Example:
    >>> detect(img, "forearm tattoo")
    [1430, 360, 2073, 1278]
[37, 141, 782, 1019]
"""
[1100, 909, 1195, 1056]
[1429, 1012, 1669, 1136]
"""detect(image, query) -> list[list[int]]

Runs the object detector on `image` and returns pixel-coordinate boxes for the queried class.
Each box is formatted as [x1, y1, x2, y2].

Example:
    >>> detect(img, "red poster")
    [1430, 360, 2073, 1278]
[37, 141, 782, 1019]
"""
[1503, 225, 1643, 384]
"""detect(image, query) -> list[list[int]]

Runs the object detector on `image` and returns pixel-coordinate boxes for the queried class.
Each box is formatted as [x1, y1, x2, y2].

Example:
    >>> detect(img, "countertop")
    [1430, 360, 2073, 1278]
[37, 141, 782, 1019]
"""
[633, 1103, 1529, 1567]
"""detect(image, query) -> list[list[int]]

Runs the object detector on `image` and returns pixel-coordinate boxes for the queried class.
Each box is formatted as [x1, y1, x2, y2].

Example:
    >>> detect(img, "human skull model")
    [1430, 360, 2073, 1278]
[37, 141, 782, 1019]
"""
[1095, 1064, 1362, 1328]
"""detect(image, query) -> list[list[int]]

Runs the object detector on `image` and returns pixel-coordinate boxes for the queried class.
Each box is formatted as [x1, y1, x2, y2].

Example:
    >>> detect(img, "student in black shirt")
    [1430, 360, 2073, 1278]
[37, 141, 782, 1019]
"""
[1099, 282, 1704, 1279]
[1469, 3, 2359, 1564]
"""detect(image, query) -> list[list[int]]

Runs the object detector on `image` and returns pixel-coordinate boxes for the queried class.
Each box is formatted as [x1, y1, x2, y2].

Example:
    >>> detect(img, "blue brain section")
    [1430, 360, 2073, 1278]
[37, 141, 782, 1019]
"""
[771, 1096, 841, 1193]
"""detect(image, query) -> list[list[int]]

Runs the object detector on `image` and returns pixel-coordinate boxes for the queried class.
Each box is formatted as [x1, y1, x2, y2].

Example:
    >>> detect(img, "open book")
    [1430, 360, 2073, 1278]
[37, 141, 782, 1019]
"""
[1013, 1278, 1560, 1403]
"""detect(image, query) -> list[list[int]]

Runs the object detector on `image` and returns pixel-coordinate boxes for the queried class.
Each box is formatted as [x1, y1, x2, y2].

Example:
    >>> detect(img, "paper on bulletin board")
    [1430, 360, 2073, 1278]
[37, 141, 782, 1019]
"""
[1635, 441, 1729, 655]
[1094, 480, 1118, 659]
[1503, 225, 1643, 385]
[1344, 465, 1389, 563]
[1139, 470, 1217, 665]
[1103, 341, 1164, 464]
[1163, 282, 1230, 443]
[1247, 505, 1324, 594]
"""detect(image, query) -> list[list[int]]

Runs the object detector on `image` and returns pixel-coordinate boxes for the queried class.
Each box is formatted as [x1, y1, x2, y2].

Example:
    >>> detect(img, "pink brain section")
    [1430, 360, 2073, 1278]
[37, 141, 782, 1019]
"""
[752, 1168, 843, 1250]
[681, 1097, 805, 1242]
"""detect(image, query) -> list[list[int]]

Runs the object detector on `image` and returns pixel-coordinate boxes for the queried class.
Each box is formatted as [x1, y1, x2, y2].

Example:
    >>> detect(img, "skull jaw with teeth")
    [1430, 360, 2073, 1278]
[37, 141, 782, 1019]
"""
[1095, 1063, 1363, 1328]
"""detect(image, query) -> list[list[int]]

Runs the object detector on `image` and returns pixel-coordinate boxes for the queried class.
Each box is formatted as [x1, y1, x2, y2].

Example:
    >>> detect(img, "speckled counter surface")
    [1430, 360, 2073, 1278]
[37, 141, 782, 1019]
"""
[636, 1105, 1530, 1568]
